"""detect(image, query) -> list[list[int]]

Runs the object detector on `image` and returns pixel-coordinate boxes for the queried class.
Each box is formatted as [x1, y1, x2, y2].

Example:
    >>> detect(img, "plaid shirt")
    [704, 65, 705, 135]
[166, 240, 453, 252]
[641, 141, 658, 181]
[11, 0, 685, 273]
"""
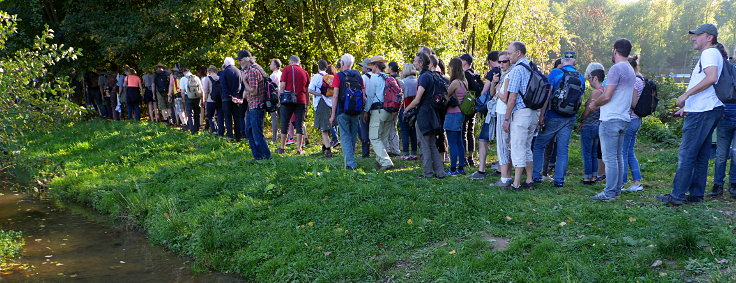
[506, 57, 531, 112]
[243, 64, 267, 110]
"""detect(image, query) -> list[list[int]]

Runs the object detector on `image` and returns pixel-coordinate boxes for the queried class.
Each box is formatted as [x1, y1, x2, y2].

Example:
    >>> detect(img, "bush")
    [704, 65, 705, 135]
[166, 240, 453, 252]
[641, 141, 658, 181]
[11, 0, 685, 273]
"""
[639, 116, 680, 146]
[0, 230, 24, 265]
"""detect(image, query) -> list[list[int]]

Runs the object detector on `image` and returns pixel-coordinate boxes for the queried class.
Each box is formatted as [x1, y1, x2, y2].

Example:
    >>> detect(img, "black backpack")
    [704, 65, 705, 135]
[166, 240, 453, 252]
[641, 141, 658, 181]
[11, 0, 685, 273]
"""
[339, 70, 365, 116]
[431, 72, 450, 111]
[712, 54, 736, 103]
[465, 69, 484, 94]
[550, 69, 584, 117]
[208, 76, 222, 102]
[633, 75, 659, 117]
[155, 71, 170, 94]
[263, 77, 280, 112]
[518, 62, 551, 110]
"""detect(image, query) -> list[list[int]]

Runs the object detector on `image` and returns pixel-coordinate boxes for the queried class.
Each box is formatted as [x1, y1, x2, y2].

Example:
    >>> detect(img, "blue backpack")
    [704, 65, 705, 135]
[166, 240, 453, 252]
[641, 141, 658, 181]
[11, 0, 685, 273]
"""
[475, 90, 490, 115]
[339, 70, 364, 115]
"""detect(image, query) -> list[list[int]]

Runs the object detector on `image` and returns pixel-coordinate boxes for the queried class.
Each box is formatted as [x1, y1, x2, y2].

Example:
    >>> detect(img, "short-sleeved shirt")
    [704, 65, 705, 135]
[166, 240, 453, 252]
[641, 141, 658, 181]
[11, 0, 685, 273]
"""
[600, 61, 636, 122]
[506, 57, 532, 112]
[142, 74, 154, 90]
[270, 70, 281, 84]
[418, 70, 436, 106]
[126, 75, 141, 88]
[244, 64, 267, 109]
[546, 65, 585, 118]
[484, 67, 501, 82]
[629, 76, 645, 119]
[308, 71, 332, 110]
[332, 69, 364, 115]
[280, 65, 309, 105]
[366, 72, 387, 111]
[402, 75, 418, 98]
[685, 47, 724, 112]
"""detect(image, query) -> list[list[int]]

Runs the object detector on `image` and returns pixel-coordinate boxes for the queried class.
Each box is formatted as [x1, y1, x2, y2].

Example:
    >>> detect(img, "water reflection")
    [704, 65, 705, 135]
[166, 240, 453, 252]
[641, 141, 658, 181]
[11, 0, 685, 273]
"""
[0, 189, 244, 282]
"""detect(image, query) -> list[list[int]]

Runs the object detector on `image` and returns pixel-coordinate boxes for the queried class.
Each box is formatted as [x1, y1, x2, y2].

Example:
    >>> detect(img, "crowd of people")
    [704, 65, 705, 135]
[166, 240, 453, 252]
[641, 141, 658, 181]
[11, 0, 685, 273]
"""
[78, 23, 736, 205]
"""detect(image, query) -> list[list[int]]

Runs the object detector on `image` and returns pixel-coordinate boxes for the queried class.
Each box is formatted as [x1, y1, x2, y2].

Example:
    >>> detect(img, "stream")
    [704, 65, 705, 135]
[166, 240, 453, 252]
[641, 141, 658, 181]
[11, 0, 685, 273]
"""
[0, 186, 244, 282]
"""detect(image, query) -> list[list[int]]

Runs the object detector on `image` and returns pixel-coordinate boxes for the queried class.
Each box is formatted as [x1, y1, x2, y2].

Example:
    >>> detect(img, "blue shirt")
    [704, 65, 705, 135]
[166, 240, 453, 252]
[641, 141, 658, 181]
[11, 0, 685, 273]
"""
[546, 65, 585, 118]
[507, 57, 531, 112]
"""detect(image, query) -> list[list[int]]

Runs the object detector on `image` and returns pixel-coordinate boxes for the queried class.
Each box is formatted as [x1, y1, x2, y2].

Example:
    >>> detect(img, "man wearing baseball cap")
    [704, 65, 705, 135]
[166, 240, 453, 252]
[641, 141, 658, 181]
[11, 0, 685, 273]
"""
[657, 23, 724, 206]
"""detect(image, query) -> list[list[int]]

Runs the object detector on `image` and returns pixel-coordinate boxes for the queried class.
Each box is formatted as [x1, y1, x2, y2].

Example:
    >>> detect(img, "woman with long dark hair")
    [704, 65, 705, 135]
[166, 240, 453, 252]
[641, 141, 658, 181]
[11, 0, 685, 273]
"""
[444, 57, 469, 176]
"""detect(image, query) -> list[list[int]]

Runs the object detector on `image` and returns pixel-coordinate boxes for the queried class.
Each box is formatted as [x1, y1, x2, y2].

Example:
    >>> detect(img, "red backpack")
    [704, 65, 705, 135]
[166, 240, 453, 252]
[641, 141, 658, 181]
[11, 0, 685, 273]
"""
[380, 74, 403, 112]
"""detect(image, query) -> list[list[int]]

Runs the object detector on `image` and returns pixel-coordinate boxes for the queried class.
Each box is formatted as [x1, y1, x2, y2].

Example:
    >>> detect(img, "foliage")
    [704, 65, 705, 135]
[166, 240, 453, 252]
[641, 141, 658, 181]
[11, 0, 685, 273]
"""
[0, 11, 85, 171]
[0, 0, 566, 73]
[0, 230, 24, 265]
[14, 119, 736, 281]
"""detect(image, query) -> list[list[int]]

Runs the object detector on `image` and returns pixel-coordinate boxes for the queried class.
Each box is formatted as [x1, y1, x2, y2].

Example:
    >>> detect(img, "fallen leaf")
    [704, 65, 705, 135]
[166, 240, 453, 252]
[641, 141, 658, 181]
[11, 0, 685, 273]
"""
[658, 272, 667, 276]
[407, 219, 413, 225]
[449, 250, 456, 255]
[70, 274, 78, 278]
[45, 255, 53, 258]
[628, 217, 637, 222]
[119, 261, 126, 264]
[323, 251, 332, 256]
[651, 260, 663, 268]
[35, 239, 43, 242]
[559, 222, 567, 226]
[307, 222, 315, 227]
[505, 216, 513, 221]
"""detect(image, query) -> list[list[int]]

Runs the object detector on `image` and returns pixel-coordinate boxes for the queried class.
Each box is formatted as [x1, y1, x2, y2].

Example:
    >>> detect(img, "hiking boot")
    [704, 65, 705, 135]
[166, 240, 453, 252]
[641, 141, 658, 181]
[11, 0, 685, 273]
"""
[685, 195, 704, 204]
[655, 194, 684, 206]
[470, 171, 486, 180]
[581, 179, 595, 185]
[324, 149, 333, 158]
[707, 184, 724, 197]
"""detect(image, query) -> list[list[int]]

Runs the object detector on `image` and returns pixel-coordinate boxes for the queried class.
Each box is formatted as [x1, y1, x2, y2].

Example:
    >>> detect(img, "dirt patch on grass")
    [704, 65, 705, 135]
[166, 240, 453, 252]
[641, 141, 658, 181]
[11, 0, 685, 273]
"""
[479, 231, 510, 251]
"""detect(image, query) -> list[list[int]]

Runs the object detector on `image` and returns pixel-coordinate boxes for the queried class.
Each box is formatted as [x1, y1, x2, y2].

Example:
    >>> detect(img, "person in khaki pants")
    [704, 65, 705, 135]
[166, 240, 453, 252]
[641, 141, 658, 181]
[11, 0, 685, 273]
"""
[364, 56, 394, 170]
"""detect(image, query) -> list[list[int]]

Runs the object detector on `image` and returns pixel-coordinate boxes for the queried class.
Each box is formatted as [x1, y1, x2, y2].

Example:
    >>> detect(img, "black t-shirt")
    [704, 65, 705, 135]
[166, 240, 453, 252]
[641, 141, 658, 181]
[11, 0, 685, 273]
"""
[418, 70, 435, 106]
[464, 68, 483, 94]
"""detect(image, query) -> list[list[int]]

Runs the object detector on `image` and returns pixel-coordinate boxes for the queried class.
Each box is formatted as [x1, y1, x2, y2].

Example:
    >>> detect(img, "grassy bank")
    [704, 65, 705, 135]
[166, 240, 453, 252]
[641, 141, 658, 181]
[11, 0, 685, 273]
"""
[14, 119, 736, 281]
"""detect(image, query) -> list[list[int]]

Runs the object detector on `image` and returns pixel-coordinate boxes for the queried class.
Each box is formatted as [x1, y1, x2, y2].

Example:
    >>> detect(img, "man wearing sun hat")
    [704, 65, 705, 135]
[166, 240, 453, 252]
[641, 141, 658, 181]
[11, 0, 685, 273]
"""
[364, 55, 394, 170]
[532, 51, 585, 188]
[657, 23, 725, 206]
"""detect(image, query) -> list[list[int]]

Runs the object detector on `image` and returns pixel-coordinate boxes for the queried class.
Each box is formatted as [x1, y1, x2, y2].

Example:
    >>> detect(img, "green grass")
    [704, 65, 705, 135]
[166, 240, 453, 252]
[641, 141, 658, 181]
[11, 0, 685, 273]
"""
[13, 119, 736, 281]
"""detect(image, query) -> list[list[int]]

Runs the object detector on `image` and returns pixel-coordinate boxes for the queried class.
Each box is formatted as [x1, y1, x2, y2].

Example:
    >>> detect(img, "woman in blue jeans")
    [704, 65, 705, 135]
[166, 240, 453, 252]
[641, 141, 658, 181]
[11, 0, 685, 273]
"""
[622, 55, 644, 192]
[579, 68, 605, 184]
[444, 58, 468, 176]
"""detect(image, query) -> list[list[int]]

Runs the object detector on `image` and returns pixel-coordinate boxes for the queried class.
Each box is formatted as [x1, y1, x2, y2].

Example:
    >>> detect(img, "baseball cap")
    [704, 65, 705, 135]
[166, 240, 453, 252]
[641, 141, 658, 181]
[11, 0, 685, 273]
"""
[460, 53, 473, 64]
[689, 23, 718, 36]
[358, 58, 372, 68]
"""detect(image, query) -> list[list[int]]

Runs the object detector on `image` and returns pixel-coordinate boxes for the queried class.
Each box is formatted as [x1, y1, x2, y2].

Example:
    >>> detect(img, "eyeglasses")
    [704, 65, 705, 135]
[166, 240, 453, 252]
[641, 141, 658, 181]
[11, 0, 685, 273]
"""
[499, 60, 510, 64]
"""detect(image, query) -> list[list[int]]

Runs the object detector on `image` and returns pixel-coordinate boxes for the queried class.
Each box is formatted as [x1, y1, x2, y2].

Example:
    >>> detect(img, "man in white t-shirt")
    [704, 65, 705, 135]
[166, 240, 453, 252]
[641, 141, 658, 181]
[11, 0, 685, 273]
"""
[588, 39, 636, 201]
[657, 23, 725, 206]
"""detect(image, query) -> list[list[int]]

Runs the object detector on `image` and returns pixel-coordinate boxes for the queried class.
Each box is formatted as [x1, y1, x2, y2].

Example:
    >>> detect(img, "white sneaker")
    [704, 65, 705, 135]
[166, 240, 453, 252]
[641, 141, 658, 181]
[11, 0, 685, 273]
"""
[625, 184, 644, 192]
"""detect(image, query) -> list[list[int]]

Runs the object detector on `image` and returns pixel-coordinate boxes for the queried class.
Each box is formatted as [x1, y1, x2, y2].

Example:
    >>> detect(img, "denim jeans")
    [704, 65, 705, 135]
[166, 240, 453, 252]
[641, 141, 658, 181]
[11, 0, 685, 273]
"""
[398, 108, 418, 155]
[206, 101, 222, 134]
[580, 124, 600, 179]
[622, 117, 642, 183]
[714, 119, 736, 185]
[446, 130, 465, 169]
[222, 100, 244, 140]
[245, 109, 272, 160]
[185, 98, 201, 134]
[671, 107, 723, 200]
[338, 113, 361, 168]
[532, 116, 575, 183]
[600, 119, 629, 197]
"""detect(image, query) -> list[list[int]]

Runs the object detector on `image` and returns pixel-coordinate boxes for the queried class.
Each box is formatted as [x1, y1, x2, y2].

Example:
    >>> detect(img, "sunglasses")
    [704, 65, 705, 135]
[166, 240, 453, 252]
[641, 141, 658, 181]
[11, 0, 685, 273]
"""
[499, 60, 510, 63]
